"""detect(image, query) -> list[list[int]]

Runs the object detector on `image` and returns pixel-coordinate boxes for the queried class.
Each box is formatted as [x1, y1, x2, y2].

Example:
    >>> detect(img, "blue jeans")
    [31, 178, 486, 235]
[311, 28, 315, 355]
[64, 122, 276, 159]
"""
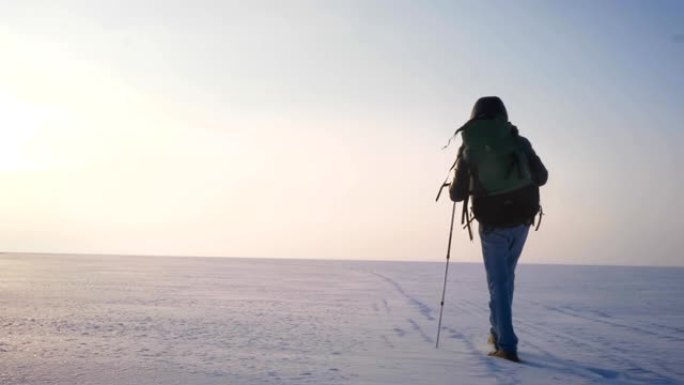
[479, 224, 530, 353]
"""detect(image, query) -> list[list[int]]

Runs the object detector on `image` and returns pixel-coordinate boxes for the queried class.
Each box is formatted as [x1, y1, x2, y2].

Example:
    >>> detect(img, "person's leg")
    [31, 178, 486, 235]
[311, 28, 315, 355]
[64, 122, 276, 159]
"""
[483, 240, 498, 346]
[506, 224, 530, 308]
[480, 225, 524, 353]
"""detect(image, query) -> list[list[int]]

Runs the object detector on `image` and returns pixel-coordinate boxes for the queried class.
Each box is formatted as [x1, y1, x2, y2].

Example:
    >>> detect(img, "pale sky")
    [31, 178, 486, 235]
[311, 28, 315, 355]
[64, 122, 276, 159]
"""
[0, 0, 682, 266]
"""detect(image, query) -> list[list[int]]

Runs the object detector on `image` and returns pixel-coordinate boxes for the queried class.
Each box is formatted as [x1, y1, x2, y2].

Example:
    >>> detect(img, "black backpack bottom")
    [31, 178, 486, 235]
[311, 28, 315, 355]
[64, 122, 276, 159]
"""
[472, 184, 540, 228]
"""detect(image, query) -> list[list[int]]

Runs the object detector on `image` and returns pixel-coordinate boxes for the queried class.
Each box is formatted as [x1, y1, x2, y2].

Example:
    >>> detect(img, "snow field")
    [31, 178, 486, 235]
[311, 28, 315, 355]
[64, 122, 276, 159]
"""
[0, 254, 682, 385]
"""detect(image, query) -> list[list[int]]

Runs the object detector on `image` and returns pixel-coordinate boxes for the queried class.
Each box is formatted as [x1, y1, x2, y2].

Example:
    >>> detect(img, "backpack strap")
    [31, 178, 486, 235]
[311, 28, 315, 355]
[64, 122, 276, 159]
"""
[534, 206, 544, 231]
[461, 193, 474, 241]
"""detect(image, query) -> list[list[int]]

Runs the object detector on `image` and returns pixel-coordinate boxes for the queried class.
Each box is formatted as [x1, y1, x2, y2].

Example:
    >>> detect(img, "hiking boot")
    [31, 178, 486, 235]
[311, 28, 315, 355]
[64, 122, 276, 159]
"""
[488, 349, 520, 363]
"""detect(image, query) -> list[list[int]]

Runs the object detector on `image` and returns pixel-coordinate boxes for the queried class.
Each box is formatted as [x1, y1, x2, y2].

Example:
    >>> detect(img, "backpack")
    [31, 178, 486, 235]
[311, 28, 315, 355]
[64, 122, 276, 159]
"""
[458, 118, 540, 229]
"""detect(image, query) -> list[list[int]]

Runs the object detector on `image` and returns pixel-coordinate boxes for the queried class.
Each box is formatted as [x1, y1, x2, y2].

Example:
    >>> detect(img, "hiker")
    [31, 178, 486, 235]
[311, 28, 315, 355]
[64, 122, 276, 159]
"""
[449, 96, 548, 362]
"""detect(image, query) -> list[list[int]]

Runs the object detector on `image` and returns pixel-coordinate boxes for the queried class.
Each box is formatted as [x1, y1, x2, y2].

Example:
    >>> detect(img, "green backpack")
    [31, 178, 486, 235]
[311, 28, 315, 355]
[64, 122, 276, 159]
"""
[452, 117, 541, 236]
[460, 118, 533, 195]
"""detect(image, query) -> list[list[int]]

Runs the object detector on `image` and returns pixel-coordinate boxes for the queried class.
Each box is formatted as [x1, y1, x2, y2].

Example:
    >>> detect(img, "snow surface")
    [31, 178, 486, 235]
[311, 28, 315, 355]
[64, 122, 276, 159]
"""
[0, 253, 682, 385]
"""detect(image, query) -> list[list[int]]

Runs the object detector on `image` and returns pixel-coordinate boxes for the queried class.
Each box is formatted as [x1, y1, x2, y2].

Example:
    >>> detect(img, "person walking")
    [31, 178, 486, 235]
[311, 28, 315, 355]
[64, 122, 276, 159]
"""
[449, 96, 548, 362]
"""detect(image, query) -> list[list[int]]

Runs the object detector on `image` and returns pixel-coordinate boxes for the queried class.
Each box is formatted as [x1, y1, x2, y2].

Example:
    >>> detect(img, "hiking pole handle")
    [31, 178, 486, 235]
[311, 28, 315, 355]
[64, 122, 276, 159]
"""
[435, 157, 458, 202]
[435, 183, 450, 202]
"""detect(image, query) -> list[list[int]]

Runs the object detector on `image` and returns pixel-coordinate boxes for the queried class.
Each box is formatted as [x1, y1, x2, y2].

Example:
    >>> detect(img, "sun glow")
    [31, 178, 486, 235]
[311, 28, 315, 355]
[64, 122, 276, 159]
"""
[0, 92, 62, 172]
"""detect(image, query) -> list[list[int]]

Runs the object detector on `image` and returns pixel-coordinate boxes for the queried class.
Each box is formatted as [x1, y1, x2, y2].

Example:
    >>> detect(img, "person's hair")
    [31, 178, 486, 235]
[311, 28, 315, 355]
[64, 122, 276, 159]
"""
[470, 96, 508, 120]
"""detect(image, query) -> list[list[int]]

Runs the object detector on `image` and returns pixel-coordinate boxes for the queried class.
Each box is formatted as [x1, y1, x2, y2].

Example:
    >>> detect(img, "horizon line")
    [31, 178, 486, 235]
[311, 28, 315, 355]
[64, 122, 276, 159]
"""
[1, 251, 682, 269]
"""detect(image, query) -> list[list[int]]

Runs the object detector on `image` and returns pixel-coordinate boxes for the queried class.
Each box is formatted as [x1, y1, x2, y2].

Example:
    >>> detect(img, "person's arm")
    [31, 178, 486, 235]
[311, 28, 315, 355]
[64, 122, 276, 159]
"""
[449, 147, 470, 202]
[519, 137, 548, 186]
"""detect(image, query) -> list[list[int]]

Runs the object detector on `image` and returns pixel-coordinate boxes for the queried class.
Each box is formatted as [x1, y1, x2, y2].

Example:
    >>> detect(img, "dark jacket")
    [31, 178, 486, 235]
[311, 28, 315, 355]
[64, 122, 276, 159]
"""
[449, 134, 548, 203]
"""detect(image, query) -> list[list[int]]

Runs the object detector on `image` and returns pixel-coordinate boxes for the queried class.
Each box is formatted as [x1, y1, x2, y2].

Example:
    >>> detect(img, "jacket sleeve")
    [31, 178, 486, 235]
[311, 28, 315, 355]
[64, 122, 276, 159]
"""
[519, 136, 548, 187]
[448, 146, 470, 202]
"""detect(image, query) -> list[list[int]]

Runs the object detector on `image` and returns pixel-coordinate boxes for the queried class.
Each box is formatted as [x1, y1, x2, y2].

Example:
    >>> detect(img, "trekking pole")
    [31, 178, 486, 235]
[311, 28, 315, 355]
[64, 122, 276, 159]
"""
[436, 201, 457, 349]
